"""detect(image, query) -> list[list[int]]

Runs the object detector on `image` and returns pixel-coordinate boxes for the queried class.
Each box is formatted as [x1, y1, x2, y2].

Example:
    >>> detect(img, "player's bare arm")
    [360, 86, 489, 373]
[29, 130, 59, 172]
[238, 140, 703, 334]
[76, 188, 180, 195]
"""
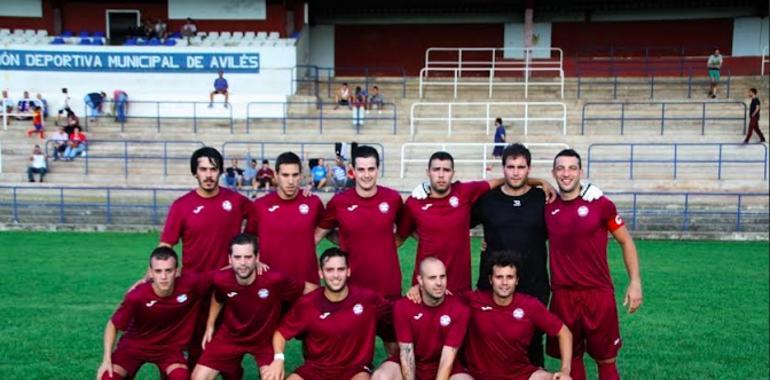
[399, 342, 416, 380]
[202, 293, 223, 349]
[436, 346, 459, 380]
[612, 226, 643, 313]
[554, 325, 573, 379]
[96, 321, 125, 380]
[264, 332, 287, 380]
[314, 227, 332, 245]
[303, 281, 320, 294]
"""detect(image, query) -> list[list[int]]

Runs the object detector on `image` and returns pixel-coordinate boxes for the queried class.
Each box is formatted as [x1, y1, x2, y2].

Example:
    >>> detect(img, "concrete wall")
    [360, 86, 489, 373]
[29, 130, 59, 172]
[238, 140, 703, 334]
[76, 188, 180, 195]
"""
[308, 24, 334, 70]
[732, 17, 770, 57]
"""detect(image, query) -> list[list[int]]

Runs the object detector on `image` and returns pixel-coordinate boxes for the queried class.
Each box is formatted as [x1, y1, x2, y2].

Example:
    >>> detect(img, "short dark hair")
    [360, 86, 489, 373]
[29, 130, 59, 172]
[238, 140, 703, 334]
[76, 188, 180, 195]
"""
[319, 247, 348, 268]
[553, 148, 582, 169]
[275, 152, 301, 173]
[353, 145, 380, 168]
[149, 246, 179, 267]
[428, 151, 454, 169]
[373, 85, 379, 90]
[190, 147, 223, 175]
[502, 143, 531, 166]
[495, 117, 503, 125]
[750, 88, 757, 95]
[487, 250, 522, 278]
[229, 233, 257, 255]
[61, 88, 67, 93]
[260, 159, 267, 165]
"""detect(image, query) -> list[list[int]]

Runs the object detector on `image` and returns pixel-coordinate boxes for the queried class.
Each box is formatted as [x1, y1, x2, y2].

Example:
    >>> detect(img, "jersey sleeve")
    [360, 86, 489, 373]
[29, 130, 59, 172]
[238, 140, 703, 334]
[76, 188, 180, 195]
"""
[278, 273, 306, 303]
[464, 181, 492, 204]
[317, 195, 338, 230]
[444, 302, 470, 348]
[243, 200, 259, 236]
[529, 299, 564, 337]
[238, 193, 255, 231]
[392, 300, 413, 344]
[277, 298, 308, 340]
[160, 200, 184, 246]
[110, 294, 138, 331]
[601, 198, 625, 232]
[396, 200, 416, 239]
[313, 196, 325, 227]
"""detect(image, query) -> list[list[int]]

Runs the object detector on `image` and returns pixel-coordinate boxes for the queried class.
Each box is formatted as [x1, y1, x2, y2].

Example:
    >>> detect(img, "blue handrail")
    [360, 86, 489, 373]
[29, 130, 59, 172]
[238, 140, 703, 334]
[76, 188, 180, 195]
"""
[587, 143, 768, 180]
[245, 101, 398, 135]
[576, 68, 732, 99]
[294, 64, 408, 98]
[580, 101, 746, 135]
[44, 140, 205, 178]
[84, 100, 234, 133]
[221, 141, 387, 177]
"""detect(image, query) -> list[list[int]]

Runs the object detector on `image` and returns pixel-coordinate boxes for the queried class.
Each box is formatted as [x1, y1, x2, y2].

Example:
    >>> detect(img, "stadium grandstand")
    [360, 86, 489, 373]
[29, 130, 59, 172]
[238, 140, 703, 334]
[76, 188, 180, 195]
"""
[0, 0, 768, 379]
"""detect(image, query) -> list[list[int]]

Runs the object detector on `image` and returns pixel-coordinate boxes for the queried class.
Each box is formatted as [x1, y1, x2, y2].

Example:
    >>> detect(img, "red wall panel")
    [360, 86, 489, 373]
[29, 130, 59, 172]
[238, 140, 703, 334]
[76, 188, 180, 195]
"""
[60, 1, 165, 34]
[335, 24, 504, 75]
[552, 19, 733, 57]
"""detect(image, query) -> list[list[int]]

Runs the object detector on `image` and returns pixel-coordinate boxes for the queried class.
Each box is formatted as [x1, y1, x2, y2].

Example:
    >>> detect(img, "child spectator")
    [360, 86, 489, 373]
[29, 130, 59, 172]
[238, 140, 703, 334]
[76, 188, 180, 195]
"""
[51, 126, 69, 160]
[35, 93, 48, 119]
[256, 159, 275, 191]
[26, 106, 45, 140]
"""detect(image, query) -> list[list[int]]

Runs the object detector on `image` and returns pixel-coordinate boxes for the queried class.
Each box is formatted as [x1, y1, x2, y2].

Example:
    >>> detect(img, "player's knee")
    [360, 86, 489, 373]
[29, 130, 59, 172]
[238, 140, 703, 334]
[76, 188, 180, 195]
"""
[101, 371, 124, 380]
[597, 357, 616, 364]
[166, 365, 190, 380]
[528, 370, 551, 380]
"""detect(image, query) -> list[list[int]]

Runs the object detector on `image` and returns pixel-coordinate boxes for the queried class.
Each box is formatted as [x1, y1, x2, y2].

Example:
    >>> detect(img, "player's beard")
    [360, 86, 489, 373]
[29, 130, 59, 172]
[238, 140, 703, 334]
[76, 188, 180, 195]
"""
[235, 266, 255, 280]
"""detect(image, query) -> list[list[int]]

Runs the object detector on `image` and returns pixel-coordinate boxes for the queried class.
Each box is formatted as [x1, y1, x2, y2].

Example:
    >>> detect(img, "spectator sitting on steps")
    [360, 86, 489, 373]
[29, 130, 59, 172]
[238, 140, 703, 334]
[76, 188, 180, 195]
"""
[209, 71, 229, 108]
[334, 82, 352, 110]
[27, 145, 48, 183]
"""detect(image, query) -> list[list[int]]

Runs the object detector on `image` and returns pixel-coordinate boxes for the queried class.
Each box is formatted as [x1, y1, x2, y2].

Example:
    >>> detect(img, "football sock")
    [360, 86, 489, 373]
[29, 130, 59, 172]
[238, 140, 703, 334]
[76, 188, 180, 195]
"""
[166, 367, 189, 380]
[598, 361, 620, 380]
[570, 356, 587, 380]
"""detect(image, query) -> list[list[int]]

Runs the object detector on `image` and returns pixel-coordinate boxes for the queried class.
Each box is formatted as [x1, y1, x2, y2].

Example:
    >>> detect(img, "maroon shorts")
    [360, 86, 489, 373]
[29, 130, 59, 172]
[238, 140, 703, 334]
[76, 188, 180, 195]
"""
[415, 361, 467, 379]
[464, 364, 537, 380]
[198, 338, 272, 377]
[376, 299, 397, 343]
[292, 363, 372, 380]
[546, 288, 622, 360]
[111, 345, 186, 376]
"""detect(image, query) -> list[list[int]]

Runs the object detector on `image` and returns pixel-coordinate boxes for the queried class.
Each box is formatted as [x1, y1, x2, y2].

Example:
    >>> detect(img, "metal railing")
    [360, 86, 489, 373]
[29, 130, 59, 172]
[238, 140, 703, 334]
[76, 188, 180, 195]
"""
[762, 46, 769, 79]
[587, 143, 768, 180]
[419, 67, 564, 99]
[409, 101, 567, 137]
[245, 101, 397, 135]
[575, 45, 718, 59]
[400, 142, 569, 178]
[84, 100, 234, 133]
[44, 140, 205, 177]
[221, 141, 387, 176]
[580, 101, 747, 135]
[576, 69, 732, 99]
[293, 65, 408, 98]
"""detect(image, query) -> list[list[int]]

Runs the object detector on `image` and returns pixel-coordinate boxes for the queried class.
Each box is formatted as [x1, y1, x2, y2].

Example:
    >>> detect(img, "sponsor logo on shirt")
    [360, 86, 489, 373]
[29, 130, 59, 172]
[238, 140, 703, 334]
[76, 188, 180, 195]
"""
[577, 205, 589, 217]
[319, 312, 331, 320]
[258, 288, 269, 299]
[193, 205, 204, 214]
[268, 205, 280, 212]
[222, 200, 232, 212]
[513, 200, 521, 207]
[421, 203, 433, 211]
[379, 202, 389, 213]
[347, 205, 359, 212]
[299, 204, 310, 215]
[227, 292, 238, 298]
[413, 312, 424, 320]
[439, 314, 452, 326]
[513, 308, 525, 320]
[145, 300, 158, 307]
[614, 338, 621, 346]
[353, 303, 364, 315]
[550, 209, 560, 215]
[480, 306, 493, 311]
[176, 294, 188, 303]
[449, 196, 459, 208]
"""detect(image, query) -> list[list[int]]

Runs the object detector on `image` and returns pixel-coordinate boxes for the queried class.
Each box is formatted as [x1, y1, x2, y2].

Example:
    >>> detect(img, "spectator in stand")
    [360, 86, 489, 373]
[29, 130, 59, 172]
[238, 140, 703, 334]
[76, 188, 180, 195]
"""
[84, 91, 107, 122]
[2, 90, 14, 117]
[334, 82, 352, 110]
[16, 91, 34, 120]
[351, 86, 366, 127]
[180, 18, 197, 39]
[51, 125, 69, 161]
[26, 106, 45, 139]
[330, 155, 349, 192]
[209, 71, 229, 108]
[27, 145, 48, 183]
[310, 158, 329, 190]
[56, 88, 71, 126]
[63, 126, 87, 161]
[223, 159, 244, 189]
[35, 93, 48, 119]
[154, 18, 168, 40]
[112, 89, 129, 123]
[368, 85, 384, 113]
[64, 109, 80, 135]
[743, 88, 766, 144]
[241, 158, 259, 190]
[142, 18, 155, 38]
[256, 159, 275, 191]
[707, 48, 723, 99]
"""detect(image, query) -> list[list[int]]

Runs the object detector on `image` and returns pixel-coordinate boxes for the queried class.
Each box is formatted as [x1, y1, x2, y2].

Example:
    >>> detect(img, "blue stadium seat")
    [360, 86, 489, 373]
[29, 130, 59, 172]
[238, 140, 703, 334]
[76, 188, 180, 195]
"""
[92, 38, 104, 45]
[135, 38, 147, 46]
[79, 31, 89, 38]
[164, 38, 177, 46]
[169, 32, 181, 39]
[148, 37, 160, 46]
[51, 37, 65, 45]
[61, 30, 73, 37]
[93, 31, 105, 38]
[79, 38, 91, 45]
[124, 38, 136, 46]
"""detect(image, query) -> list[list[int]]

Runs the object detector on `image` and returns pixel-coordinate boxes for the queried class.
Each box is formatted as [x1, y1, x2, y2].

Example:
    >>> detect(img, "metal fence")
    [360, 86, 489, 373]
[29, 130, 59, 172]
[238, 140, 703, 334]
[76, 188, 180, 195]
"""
[576, 69, 732, 99]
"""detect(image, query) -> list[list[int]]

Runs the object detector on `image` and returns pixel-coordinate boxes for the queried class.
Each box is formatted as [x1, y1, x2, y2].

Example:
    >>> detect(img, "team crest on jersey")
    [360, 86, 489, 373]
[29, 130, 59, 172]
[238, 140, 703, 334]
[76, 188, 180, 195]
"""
[513, 200, 521, 207]
[353, 303, 364, 315]
[379, 202, 390, 213]
[299, 203, 310, 215]
[615, 215, 624, 225]
[176, 294, 188, 303]
[439, 314, 452, 326]
[513, 308, 524, 319]
[222, 200, 233, 212]
[449, 196, 459, 208]
[577, 205, 589, 217]
[258, 288, 269, 299]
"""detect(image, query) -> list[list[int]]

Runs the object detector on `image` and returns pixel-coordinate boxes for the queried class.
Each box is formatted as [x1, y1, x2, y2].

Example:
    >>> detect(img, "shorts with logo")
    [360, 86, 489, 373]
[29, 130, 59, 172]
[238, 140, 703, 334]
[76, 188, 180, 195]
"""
[111, 345, 186, 376]
[546, 288, 622, 360]
[198, 338, 273, 378]
[292, 362, 372, 380]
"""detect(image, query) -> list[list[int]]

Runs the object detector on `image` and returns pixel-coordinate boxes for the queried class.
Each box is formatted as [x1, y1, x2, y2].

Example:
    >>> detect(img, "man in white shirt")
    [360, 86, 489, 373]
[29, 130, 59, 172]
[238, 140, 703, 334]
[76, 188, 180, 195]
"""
[27, 145, 48, 183]
[56, 88, 72, 126]
[181, 18, 197, 38]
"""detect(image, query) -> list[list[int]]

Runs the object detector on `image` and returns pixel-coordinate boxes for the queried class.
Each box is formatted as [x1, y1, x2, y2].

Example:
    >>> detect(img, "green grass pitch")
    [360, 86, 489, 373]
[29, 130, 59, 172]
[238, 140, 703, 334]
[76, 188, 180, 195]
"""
[0, 231, 767, 379]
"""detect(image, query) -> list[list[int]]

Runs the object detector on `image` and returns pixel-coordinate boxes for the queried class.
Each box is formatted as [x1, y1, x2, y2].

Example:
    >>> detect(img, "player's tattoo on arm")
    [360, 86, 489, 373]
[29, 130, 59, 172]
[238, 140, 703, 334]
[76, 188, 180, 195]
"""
[399, 342, 416, 380]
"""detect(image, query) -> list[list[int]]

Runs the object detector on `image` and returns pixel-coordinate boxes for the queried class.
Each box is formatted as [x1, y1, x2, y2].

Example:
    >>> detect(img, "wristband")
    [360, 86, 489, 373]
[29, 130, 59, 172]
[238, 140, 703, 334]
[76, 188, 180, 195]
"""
[274, 353, 285, 361]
